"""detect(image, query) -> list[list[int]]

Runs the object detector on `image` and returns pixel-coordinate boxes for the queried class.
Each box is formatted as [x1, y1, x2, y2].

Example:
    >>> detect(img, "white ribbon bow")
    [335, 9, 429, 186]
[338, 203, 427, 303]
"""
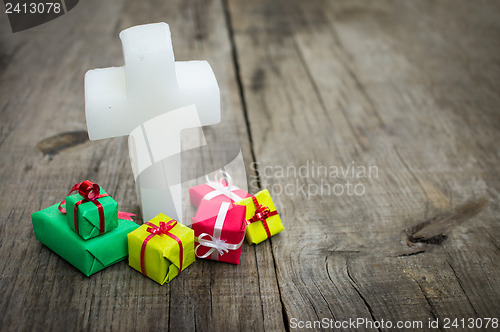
[195, 202, 245, 260]
[202, 170, 245, 203]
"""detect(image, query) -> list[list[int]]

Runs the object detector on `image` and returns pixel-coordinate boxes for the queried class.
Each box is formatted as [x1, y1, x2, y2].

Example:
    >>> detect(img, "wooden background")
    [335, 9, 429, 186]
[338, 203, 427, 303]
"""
[1, 0, 499, 330]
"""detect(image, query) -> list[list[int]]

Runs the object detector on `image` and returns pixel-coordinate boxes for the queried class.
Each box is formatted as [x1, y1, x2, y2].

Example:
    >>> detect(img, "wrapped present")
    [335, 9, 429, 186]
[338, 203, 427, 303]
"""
[189, 171, 250, 208]
[128, 214, 195, 285]
[192, 199, 233, 224]
[32, 203, 139, 276]
[192, 201, 246, 265]
[61, 180, 118, 240]
[237, 189, 284, 245]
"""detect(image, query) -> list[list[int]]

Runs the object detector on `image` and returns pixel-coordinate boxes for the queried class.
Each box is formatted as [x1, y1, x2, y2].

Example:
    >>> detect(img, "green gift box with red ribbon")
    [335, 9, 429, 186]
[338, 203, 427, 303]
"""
[63, 180, 119, 240]
[32, 202, 139, 276]
[32, 180, 138, 276]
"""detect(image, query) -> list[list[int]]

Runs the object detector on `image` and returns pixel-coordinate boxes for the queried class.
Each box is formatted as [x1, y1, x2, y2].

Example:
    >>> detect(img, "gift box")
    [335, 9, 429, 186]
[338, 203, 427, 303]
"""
[128, 214, 195, 285]
[237, 189, 284, 245]
[192, 199, 235, 224]
[189, 173, 250, 208]
[64, 180, 118, 240]
[32, 203, 139, 276]
[192, 201, 246, 265]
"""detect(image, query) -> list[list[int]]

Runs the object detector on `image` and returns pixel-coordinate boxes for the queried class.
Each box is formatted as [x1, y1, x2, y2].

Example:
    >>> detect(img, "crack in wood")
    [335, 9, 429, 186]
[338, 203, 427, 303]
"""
[209, 268, 213, 318]
[312, 279, 337, 321]
[167, 283, 172, 332]
[253, 245, 267, 330]
[271, 243, 291, 332]
[221, 0, 259, 186]
[397, 250, 426, 257]
[264, 236, 290, 332]
[325, 258, 343, 298]
[310, 260, 336, 322]
[345, 261, 382, 332]
[411, 276, 443, 331]
[446, 260, 478, 316]
[222, 0, 287, 330]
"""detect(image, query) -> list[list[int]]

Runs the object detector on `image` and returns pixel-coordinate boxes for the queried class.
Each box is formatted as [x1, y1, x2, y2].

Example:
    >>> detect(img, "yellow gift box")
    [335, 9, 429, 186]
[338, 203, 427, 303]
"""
[128, 214, 195, 285]
[237, 189, 284, 244]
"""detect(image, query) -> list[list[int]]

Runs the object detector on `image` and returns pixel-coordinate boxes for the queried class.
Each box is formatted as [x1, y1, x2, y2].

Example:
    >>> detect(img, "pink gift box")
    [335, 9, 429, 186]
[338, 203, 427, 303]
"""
[192, 201, 247, 265]
[192, 199, 232, 224]
[189, 182, 250, 208]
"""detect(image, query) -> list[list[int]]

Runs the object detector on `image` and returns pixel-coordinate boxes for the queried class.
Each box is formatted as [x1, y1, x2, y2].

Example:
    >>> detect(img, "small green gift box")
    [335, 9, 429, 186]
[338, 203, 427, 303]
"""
[32, 203, 139, 276]
[64, 180, 118, 240]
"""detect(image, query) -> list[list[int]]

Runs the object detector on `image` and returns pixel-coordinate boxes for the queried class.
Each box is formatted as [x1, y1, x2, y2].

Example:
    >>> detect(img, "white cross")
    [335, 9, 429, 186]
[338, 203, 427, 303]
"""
[85, 23, 221, 222]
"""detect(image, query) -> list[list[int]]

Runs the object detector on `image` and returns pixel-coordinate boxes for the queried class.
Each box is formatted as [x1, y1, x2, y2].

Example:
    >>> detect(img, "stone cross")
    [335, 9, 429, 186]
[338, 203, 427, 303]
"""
[85, 22, 221, 222]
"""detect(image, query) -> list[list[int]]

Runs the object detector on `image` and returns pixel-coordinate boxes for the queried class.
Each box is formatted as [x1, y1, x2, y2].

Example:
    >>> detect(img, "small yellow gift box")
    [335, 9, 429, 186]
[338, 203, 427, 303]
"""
[237, 189, 284, 244]
[128, 214, 195, 285]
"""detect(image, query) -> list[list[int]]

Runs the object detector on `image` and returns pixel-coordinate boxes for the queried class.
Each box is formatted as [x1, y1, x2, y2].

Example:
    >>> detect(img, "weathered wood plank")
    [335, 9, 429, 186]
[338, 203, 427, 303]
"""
[0, 0, 285, 330]
[227, 0, 500, 329]
[2, 0, 500, 330]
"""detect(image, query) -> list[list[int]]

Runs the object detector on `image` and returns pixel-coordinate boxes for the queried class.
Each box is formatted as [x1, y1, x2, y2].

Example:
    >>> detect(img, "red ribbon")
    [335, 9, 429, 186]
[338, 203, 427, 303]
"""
[118, 211, 136, 221]
[58, 180, 108, 235]
[140, 220, 184, 277]
[247, 196, 278, 239]
[58, 180, 136, 235]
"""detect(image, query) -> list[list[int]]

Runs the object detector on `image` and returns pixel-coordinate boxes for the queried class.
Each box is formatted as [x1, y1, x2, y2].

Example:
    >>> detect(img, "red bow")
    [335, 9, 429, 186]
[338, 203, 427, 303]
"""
[147, 221, 176, 236]
[247, 196, 278, 238]
[76, 180, 102, 201]
[141, 220, 184, 277]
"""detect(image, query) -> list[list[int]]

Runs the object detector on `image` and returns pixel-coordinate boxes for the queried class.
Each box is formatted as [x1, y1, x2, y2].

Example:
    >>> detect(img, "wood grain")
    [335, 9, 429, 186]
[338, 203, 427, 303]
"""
[1, 0, 499, 330]
[227, 0, 500, 328]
